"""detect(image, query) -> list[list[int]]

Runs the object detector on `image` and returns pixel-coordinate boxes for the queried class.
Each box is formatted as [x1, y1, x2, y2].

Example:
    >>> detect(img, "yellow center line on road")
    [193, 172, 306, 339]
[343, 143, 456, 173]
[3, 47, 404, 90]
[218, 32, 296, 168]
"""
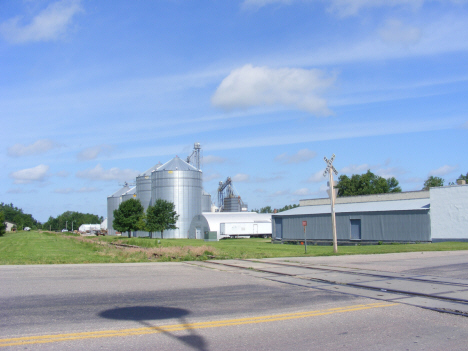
[0, 302, 398, 347]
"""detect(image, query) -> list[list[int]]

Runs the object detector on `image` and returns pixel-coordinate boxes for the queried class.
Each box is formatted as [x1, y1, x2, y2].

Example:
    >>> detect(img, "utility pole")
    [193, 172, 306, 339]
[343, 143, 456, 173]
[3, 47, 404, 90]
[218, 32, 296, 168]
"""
[323, 154, 339, 253]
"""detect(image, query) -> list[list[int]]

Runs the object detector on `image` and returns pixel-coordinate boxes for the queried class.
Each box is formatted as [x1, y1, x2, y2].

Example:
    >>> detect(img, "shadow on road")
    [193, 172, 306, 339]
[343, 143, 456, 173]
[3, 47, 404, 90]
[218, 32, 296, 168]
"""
[99, 306, 207, 351]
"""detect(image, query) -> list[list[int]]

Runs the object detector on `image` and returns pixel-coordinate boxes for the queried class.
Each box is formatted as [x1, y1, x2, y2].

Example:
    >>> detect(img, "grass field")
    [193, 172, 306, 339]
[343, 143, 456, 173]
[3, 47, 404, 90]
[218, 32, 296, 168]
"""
[1, 231, 468, 265]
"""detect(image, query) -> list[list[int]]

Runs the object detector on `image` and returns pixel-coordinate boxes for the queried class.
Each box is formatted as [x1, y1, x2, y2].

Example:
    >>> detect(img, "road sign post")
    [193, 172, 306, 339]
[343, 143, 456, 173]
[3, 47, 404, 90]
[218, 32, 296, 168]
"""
[302, 221, 307, 253]
[323, 154, 338, 254]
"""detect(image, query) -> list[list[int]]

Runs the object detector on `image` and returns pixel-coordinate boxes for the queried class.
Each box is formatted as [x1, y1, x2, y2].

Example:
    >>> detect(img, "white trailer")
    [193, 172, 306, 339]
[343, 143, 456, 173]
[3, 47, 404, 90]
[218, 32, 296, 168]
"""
[220, 222, 271, 238]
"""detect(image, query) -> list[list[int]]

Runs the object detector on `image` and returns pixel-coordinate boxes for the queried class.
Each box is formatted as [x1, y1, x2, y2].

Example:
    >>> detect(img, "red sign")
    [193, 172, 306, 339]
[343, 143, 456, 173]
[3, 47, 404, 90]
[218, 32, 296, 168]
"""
[302, 221, 307, 226]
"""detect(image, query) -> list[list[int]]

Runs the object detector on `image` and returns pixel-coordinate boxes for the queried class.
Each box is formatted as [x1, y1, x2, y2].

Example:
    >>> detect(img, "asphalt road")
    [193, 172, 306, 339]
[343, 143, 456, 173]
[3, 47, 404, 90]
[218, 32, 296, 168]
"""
[1, 251, 468, 350]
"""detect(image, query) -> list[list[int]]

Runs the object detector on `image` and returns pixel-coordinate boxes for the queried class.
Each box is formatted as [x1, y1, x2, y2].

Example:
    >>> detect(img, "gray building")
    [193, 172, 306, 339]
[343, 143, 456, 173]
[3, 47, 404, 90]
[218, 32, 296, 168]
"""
[273, 198, 431, 244]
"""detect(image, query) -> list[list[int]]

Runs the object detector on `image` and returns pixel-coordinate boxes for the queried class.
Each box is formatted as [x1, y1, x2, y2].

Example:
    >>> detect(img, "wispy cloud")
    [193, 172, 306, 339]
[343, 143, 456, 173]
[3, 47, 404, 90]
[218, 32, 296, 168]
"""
[76, 164, 140, 182]
[54, 186, 100, 194]
[8, 139, 57, 157]
[292, 188, 310, 196]
[275, 148, 317, 164]
[0, 0, 83, 44]
[77, 144, 114, 161]
[10, 164, 50, 184]
[212, 64, 335, 115]
[327, 0, 467, 17]
[203, 155, 226, 165]
[429, 165, 458, 176]
[379, 19, 422, 46]
[232, 173, 250, 182]
[307, 170, 327, 183]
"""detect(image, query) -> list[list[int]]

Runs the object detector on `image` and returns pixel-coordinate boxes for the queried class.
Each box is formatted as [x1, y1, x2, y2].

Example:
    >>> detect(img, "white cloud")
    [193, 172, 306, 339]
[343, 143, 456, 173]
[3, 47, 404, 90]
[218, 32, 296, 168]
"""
[77, 187, 100, 193]
[307, 170, 327, 183]
[6, 188, 37, 194]
[76, 164, 140, 182]
[293, 188, 310, 196]
[275, 148, 317, 164]
[242, 0, 467, 16]
[327, 0, 467, 17]
[340, 163, 371, 174]
[429, 165, 458, 176]
[211, 64, 335, 115]
[232, 173, 250, 182]
[56, 170, 70, 177]
[0, 0, 82, 44]
[379, 19, 422, 46]
[77, 144, 114, 161]
[241, 0, 292, 10]
[8, 139, 56, 157]
[10, 164, 50, 184]
[203, 155, 226, 165]
[54, 188, 73, 194]
[269, 189, 290, 197]
[204, 172, 222, 182]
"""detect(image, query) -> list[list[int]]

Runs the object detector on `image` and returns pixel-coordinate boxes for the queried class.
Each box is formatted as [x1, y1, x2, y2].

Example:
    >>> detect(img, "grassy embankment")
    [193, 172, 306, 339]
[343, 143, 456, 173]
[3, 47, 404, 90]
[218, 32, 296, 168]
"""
[1, 230, 468, 265]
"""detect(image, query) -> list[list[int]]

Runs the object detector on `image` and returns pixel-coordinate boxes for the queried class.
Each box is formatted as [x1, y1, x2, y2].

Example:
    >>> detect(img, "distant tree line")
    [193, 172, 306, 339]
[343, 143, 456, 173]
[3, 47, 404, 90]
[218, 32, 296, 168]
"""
[251, 204, 299, 213]
[42, 211, 103, 232]
[0, 203, 41, 230]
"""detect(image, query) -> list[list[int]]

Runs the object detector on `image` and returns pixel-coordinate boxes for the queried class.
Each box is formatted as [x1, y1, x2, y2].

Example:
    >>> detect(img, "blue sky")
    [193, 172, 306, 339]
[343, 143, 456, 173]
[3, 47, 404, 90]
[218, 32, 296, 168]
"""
[1, 0, 467, 222]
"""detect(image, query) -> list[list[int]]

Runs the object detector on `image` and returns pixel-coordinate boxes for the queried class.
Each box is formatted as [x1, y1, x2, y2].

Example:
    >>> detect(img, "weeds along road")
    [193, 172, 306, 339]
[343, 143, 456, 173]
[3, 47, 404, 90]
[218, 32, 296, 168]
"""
[1, 252, 468, 350]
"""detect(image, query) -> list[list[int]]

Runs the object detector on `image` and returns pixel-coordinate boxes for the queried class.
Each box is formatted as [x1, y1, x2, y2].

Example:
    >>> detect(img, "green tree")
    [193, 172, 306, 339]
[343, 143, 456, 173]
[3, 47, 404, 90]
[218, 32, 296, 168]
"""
[113, 198, 144, 238]
[0, 203, 40, 230]
[42, 211, 103, 232]
[423, 176, 444, 190]
[260, 206, 273, 213]
[0, 211, 6, 236]
[336, 170, 402, 197]
[457, 172, 468, 182]
[278, 204, 299, 212]
[145, 199, 179, 239]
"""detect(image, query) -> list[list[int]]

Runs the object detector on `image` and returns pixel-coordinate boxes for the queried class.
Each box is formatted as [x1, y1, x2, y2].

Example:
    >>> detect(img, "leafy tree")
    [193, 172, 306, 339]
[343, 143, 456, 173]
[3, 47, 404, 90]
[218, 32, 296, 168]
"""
[457, 172, 468, 182]
[0, 203, 40, 230]
[278, 204, 299, 212]
[260, 206, 273, 213]
[423, 176, 444, 190]
[42, 211, 103, 232]
[336, 170, 402, 197]
[113, 198, 144, 238]
[145, 199, 179, 239]
[0, 211, 6, 236]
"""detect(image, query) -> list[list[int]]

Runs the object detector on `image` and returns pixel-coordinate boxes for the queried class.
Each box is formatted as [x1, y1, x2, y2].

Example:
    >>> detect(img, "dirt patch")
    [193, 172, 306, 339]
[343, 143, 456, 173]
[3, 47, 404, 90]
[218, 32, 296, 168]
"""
[67, 235, 219, 260]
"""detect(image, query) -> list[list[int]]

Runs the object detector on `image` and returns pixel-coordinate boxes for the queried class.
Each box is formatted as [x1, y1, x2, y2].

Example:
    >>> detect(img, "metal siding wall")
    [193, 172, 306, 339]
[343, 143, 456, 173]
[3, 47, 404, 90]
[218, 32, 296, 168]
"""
[152, 169, 202, 239]
[107, 196, 121, 236]
[136, 175, 152, 210]
[277, 210, 430, 242]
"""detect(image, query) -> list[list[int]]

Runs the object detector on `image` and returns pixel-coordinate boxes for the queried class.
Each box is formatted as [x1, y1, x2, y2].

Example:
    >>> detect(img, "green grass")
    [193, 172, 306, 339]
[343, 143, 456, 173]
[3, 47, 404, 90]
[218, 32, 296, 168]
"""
[0, 231, 146, 264]
[2, 231, 468, 265]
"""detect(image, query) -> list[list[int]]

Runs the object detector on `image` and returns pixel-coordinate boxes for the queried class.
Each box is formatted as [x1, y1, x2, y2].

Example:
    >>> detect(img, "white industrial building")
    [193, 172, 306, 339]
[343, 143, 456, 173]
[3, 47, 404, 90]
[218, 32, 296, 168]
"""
[430, 184, 468, 241]
[188, 212, 272, 241]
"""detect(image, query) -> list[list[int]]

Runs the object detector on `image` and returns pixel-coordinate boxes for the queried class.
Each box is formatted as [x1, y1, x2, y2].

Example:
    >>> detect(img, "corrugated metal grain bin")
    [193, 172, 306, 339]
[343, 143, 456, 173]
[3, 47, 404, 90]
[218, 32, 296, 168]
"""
[151, 156, 202, 238]
[107, 185, 130, 236]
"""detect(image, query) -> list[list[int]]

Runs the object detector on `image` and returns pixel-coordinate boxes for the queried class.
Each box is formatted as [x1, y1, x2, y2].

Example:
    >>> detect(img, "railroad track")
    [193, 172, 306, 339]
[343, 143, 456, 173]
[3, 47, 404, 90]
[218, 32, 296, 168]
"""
[190, 259, 468, 317]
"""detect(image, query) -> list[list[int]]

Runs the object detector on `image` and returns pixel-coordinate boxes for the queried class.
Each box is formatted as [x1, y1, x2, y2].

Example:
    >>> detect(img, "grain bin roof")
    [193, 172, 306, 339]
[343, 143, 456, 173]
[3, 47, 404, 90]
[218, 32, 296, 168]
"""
[158, 156, 198, 171]
[275, 198, 430, 217]
[139, 162, 162, 176]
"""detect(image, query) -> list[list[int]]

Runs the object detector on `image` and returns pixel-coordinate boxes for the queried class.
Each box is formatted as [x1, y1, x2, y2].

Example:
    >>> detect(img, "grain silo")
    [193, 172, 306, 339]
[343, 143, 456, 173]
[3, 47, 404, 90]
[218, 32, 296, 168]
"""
[121, 187, 136, 202]
[202, 190, 212, 212]
[106, 184, 130, 236]
[151, 156, 202, 238]
[136, 162, 162, 210]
